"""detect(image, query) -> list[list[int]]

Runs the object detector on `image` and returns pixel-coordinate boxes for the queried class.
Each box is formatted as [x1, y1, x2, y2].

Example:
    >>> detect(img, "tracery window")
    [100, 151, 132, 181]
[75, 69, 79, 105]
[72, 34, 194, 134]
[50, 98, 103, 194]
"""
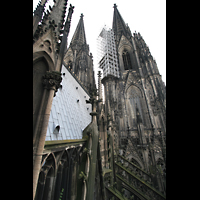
[122, 50, 132, 70]
[126, 85, 149, 128]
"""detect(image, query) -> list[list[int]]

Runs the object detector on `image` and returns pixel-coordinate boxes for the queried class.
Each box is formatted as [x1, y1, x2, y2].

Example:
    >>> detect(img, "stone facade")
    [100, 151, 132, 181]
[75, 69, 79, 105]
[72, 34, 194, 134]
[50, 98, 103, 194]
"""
[98, 4, 166, 196]
[33, 1, 165, 199]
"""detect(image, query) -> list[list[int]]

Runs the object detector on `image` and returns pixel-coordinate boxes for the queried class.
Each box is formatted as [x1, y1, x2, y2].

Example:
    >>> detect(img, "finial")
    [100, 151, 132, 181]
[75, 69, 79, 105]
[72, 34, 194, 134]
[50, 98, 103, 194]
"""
[86, 87, 99, 122]
[80, 13, 84, 18]
[97, 71, 102, 77]
[113, 3, 117, 8]
[69, 4, 75, 11]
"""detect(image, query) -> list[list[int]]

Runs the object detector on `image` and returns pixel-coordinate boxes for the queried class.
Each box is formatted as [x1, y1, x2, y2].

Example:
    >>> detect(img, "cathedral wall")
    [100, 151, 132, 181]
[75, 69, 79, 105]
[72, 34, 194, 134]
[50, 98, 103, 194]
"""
[45, 65, 92, 141]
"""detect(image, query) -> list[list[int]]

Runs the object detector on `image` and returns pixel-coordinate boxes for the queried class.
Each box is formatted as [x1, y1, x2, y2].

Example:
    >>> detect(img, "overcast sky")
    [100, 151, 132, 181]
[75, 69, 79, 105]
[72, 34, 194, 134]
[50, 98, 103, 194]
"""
[33, 0, 166, 85]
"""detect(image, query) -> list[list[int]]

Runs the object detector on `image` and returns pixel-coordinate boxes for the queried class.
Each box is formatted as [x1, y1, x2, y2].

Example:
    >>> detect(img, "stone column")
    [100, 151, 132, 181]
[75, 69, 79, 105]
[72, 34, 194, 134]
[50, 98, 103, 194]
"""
[33, 71, 62, 200]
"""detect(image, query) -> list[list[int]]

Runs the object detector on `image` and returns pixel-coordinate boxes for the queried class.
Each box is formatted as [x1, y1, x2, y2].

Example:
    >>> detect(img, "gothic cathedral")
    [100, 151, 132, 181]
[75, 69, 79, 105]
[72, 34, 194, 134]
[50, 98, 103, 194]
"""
[33, 1, 166, 200]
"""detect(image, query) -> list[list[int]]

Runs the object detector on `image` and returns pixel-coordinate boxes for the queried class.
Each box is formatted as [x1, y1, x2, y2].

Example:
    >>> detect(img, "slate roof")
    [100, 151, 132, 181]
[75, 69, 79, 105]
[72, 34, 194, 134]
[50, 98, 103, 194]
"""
[45, 64, 92, 141]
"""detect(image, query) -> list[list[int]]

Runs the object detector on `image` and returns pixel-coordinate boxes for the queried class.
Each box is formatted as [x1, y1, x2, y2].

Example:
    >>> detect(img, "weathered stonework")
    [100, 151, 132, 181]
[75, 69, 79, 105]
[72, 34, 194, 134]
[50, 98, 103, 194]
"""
[33, 2, 165, 200]
[42, 71, 62, 95]
[33, 2, 74, 199]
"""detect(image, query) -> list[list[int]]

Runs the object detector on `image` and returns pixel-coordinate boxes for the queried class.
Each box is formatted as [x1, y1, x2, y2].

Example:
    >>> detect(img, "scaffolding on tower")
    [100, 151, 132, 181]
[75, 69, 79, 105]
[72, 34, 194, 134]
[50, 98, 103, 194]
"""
[97, 25, 120, 79]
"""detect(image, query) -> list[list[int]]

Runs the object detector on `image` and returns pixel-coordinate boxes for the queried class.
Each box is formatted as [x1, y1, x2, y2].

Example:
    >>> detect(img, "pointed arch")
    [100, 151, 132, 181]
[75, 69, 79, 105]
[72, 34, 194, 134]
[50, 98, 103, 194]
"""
[118, 35, 138, 72]
[42, 153, 57, 177]
[53, 162, 64, 200]
[122, 50, 132, 70]
[126, 85, 143, 128]
[125, 83, 144, 99]
[35, 153, 57, 200]
[33, 51, 54, 71]
[72, 146, 79, 161]
[127, 154, 144, 170]
[53, 150, 70, 200]
[57, 150, 69, 166]
[125, 84, 149, 128]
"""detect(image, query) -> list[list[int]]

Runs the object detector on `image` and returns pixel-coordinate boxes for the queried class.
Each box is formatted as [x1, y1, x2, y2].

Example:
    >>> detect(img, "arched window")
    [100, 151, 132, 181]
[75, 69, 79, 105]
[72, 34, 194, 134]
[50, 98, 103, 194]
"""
[122, 50, 132, 70]
[35, 153, 56, 200]
[126, 85, 149, 128]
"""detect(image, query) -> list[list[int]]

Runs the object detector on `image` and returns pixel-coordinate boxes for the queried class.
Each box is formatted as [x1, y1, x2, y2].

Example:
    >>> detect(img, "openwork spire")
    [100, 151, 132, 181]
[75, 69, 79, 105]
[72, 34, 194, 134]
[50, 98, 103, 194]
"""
[41, 0, 68, 36]
[70, 13, 87, 46]
[112, 4, 131, 42]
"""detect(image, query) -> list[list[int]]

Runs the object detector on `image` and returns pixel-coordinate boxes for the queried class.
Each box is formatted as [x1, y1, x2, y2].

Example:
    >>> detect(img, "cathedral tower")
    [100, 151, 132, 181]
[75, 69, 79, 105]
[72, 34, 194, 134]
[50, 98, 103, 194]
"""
[64, 14, 96, 92]
[98, 4, 166, 194]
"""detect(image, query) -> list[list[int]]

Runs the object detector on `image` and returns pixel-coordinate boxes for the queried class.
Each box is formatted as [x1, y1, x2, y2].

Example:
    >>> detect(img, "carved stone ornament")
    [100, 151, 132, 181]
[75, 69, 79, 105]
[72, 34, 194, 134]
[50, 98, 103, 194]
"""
[42, 71, 62, 95]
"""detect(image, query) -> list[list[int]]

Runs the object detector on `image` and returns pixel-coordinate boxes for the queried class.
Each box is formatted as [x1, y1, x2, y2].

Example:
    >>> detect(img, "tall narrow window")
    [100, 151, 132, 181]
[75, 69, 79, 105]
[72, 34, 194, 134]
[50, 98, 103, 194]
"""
[122, 50, 132, 70]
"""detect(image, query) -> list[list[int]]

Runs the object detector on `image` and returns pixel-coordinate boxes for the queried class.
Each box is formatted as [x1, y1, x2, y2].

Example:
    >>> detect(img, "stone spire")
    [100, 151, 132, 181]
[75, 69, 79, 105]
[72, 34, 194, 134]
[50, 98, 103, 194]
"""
[42, 0, 68, 36]
[33, 0, 47, 18]
[70, 13, 87, 47]
[33, 0, 47, 35]
[33, 0, 69, 49]
[112, 4, 132, 43]
[63, 12, 96, 93]
[55, 3, 74, 72]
